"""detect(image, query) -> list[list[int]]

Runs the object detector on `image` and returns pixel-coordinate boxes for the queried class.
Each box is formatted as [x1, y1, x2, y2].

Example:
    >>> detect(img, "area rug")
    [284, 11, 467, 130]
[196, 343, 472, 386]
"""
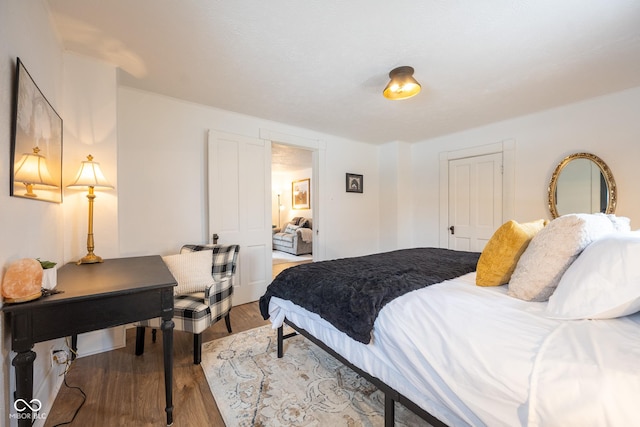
[201, 325, 431, 426]
[272, 250, 313, 265]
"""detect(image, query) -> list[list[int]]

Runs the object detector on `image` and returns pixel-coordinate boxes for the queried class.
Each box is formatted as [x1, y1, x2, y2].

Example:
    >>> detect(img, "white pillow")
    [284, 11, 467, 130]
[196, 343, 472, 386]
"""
[546, 232, 640, 319]
[605, 214, 631, 232]
[284, 224, 300, 234]
[508, 213, 614, 301]
[162, 250, 214, 295]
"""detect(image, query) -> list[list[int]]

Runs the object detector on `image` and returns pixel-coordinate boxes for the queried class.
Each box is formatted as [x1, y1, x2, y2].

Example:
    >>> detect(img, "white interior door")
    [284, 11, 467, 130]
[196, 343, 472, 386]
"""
[448, 153, 503, 251]
[208, 130, 272, 305]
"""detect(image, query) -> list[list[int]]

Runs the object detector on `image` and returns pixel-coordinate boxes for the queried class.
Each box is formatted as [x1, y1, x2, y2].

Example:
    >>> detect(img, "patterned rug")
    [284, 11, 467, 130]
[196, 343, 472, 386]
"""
[201, 325, 431, 426]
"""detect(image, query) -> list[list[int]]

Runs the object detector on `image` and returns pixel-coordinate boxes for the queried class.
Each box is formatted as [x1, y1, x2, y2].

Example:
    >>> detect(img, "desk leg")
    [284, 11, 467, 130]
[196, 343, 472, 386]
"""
[71, 334, 78, 360]
[12, 350, 36, 427]
[161, 318, 174, 426]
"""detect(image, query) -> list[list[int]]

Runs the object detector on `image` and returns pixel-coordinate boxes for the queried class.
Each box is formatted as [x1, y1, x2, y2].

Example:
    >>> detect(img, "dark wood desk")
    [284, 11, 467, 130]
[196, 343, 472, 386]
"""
[3, 256, 176, 426]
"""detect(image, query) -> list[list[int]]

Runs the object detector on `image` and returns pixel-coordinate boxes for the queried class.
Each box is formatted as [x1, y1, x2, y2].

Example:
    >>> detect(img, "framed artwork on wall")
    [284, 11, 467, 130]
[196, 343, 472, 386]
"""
[346, 173, 363, 193]
[10, 58, 63, 203]
[292, 178, 310, 209]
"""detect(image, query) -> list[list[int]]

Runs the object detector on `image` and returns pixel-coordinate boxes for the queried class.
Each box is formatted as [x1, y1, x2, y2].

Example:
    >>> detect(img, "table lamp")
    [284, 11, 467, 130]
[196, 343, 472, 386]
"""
[67, 154, 113, 264]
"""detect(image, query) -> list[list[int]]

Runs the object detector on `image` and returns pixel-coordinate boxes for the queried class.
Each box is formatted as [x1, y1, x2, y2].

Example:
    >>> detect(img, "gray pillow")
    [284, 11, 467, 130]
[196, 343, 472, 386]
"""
[284, 224, 300, 234]
[508, 214, 614, 301]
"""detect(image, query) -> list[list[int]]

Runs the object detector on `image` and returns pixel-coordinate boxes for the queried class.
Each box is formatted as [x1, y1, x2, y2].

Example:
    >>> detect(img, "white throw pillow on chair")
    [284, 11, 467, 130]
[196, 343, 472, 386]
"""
[162, 250, 214, 295]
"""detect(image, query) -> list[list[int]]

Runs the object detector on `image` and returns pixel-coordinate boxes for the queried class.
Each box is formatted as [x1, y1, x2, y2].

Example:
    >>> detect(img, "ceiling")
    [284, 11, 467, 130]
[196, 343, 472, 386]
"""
[46, 1, 640, 144]
[272, 144, 312, 173]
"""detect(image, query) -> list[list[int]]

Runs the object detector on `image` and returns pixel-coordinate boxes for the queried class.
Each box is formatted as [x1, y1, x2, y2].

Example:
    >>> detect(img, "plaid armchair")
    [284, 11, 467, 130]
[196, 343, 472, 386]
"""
[135, 244, 240, 364]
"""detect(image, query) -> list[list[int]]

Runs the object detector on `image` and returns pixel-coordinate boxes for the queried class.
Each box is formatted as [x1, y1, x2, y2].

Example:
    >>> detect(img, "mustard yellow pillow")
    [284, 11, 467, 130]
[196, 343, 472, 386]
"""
[476, 219, 547, 287]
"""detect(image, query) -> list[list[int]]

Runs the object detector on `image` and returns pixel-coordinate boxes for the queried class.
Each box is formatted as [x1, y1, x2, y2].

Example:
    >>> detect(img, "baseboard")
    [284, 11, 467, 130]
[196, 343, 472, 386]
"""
[31, 362, 65, 427]
[76, 326, 126, 358]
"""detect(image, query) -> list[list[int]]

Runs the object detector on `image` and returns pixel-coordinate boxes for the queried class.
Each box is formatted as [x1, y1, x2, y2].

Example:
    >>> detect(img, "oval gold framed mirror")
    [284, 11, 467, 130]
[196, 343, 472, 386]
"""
[548, 152, 617, 219]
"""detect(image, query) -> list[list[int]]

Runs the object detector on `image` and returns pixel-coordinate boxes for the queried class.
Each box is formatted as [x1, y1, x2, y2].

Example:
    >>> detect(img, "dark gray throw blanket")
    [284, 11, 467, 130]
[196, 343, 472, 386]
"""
[259, 248, 480, 344]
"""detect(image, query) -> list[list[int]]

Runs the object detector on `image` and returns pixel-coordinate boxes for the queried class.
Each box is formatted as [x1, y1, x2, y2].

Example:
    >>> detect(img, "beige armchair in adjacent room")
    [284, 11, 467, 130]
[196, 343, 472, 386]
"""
[272, 217, 313, 255]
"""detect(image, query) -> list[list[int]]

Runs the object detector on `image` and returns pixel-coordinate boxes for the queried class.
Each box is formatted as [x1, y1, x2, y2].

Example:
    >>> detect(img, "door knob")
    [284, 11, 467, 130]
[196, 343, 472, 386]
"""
[449, 226, 455, 235]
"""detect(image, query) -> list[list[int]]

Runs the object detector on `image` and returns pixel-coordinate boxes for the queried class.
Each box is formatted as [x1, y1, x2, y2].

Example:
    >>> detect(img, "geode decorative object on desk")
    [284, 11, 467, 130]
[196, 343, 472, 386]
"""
[1, 258, 43, 303]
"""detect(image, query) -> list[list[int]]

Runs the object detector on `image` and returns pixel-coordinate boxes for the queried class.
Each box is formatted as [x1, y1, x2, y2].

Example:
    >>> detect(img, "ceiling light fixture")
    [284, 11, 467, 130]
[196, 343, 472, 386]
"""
[383, 66, 421, 100]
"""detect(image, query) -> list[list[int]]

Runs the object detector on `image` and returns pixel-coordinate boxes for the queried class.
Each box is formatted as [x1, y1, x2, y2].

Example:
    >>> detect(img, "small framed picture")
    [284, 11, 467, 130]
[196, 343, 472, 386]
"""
[346, 173, 363, 193]
[292, 178, 310, 209]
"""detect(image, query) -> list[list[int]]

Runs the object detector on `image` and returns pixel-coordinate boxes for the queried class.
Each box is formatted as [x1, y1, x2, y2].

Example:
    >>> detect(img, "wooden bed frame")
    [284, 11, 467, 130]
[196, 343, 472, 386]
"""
[277, 318, 448, 427]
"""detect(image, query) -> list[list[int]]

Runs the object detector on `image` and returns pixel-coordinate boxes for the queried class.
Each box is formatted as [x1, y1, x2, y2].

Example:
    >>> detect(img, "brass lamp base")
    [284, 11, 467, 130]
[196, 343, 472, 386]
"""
[76, 253, 104, 265]
[23, 183, 37, 197]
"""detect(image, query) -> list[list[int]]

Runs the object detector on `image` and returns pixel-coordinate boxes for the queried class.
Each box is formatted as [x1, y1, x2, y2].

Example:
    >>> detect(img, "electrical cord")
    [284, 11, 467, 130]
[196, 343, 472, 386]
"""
[52, 376, 86, 427]
[51, 338, 86, 426]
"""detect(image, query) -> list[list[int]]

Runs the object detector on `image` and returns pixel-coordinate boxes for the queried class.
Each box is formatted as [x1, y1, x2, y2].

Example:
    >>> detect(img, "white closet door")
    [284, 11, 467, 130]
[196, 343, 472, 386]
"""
[208, 130, 272, 305]
[448, 152, 503, 252]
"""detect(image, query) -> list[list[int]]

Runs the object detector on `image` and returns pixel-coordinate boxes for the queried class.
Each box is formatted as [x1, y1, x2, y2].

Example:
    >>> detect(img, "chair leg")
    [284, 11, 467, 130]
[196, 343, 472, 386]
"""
[152, 328, 157, 343]
[193, 333, 202, 365]
[224, 312, 232, 333]
[135, 327, 146, 356]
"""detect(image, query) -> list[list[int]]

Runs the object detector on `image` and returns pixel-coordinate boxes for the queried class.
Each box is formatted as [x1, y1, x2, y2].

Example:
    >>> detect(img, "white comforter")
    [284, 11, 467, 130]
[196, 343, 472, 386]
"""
[268, 272, 640, 426]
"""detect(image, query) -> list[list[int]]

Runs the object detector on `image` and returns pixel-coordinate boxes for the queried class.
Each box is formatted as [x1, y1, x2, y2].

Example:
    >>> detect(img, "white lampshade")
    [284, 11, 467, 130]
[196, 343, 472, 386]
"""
[14, 147, 57, 187]
[67, 155, 113, 189]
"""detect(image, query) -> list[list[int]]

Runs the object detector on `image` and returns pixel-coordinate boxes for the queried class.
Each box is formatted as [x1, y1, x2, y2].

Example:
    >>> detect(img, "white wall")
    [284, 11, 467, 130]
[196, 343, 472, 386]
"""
[62, 53, 119, 263]
[272, 167, 312, 228]
[379, 141, 413, 252]
[1, 1, 66, 424]
[411, 86, 640, 247]
[117, 87, 381, 260]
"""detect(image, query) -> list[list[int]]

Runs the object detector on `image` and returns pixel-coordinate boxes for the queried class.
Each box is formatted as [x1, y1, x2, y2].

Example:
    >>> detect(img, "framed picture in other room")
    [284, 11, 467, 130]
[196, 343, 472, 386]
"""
[346, 173, 363, 193]
[292, 178, 310, 209]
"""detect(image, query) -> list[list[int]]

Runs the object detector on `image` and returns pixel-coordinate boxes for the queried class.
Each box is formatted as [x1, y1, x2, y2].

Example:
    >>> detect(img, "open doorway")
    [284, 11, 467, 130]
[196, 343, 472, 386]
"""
[271, 143, 314, 278]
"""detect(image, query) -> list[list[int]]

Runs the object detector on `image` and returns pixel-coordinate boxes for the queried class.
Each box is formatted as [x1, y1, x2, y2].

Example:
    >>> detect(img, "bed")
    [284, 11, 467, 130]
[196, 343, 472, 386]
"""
[259, 214, 640, 426]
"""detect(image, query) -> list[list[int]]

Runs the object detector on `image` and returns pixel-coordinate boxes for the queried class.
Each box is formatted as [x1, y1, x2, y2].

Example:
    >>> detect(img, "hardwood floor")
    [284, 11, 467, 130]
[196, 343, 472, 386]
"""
[44, 259, 312, 427]
[44, 301, 269, 427]
[272, 259, 312, 279]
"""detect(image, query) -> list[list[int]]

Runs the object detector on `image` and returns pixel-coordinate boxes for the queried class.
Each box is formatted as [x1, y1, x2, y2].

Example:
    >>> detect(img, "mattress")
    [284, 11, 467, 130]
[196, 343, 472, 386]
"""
[267, 272, 640, 426]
